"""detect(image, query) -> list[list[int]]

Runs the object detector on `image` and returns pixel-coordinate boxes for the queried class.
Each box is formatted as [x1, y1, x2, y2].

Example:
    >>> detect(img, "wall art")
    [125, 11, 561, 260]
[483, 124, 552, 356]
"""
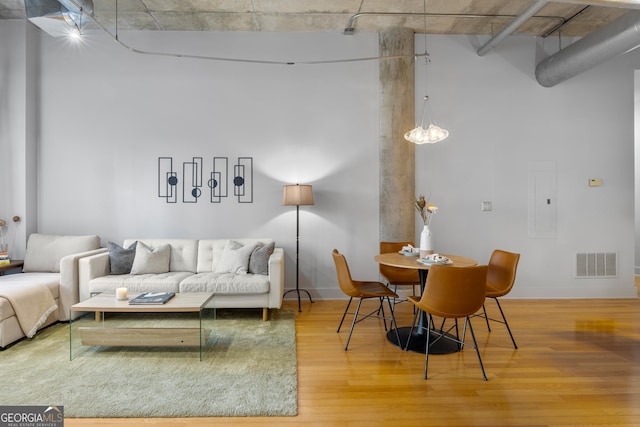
[158, 156, 253, 204]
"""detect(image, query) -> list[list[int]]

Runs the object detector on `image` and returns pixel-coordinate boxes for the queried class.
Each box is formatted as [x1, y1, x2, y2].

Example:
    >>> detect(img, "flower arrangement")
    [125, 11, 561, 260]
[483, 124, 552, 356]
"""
[414, 195, 438, 226]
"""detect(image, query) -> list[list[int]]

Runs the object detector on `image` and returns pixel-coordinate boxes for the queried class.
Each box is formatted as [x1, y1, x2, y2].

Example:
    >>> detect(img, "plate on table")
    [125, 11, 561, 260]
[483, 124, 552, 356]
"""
[399, 250, 419, 257]
[417, 254, 453, 265]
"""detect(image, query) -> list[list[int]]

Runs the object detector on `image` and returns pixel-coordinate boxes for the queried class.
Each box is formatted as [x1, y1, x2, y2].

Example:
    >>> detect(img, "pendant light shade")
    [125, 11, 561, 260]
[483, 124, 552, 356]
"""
[404, 124, 449, 144]
[405, 76, 450, 144]
[405, 96, 449, 144]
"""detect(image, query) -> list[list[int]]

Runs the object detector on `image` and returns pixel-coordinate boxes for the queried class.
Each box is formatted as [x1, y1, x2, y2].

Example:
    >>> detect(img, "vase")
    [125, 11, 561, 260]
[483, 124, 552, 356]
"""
[419, 225, 434, 258]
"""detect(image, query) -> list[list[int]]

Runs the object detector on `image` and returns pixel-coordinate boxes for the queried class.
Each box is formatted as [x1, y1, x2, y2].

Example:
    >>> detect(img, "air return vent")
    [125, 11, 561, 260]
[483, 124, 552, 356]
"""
[575, 253, 617, 278]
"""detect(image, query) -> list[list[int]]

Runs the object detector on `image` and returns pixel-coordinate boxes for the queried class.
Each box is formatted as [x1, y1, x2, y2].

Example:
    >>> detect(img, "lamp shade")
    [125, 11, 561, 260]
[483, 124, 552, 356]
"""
[283, 184, 314, 206]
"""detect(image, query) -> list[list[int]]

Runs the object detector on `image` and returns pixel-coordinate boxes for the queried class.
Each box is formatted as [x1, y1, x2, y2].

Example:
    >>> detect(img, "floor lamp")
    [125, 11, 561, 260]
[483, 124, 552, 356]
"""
[283, 184, 314, 312]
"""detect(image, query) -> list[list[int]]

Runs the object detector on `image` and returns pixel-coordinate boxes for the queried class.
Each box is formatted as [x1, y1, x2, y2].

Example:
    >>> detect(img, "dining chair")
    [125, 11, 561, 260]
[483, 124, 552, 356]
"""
[331, 249, 401, 351]
[406, 264, 489, 380]
[379, 241, 420, 306]
[475, 249, 521, 349]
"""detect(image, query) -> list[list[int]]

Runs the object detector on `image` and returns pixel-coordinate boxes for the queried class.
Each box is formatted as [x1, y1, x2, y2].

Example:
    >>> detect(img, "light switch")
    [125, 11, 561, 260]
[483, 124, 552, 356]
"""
[481, 201, 492, 211]
[589, 178, 602, 187]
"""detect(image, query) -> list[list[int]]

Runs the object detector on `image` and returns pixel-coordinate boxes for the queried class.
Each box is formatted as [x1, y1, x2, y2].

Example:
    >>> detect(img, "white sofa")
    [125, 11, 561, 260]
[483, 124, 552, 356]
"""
[78, 238, 284, 321]
[0, 234, 104, 348]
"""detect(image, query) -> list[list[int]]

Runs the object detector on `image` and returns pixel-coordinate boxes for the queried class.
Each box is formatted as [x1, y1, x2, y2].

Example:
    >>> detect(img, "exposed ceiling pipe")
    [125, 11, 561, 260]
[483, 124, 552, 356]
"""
[477, 0, 549, 56]
[535, 10, 640, 87]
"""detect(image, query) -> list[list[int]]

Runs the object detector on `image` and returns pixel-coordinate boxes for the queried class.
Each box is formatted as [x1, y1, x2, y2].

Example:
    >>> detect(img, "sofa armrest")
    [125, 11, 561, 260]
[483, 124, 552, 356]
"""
[78, 251, 111, 304]
[58, 247, 108, 321]
[267, 248, 284, 309]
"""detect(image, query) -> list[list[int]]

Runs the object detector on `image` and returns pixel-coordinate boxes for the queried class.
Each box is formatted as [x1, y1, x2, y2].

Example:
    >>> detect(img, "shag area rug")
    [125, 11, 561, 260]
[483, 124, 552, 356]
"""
[0, 309, 297, 418]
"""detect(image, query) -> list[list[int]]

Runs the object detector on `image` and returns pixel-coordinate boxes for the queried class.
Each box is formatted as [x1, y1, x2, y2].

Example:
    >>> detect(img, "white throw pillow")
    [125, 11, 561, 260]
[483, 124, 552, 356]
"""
[130, 242, 171, 274]
[214, 240, 257, 275]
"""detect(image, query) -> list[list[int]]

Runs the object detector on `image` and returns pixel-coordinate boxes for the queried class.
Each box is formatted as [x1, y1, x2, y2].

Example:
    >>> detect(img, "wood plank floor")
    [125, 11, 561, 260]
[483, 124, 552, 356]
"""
[67, 298, 640, 427]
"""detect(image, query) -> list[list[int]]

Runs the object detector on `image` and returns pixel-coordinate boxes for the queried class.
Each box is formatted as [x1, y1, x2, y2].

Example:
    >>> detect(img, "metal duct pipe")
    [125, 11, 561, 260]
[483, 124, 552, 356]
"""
[25, 0, 93, 36]
[535, 10, 640, 87]
[477, 0, 548, 56]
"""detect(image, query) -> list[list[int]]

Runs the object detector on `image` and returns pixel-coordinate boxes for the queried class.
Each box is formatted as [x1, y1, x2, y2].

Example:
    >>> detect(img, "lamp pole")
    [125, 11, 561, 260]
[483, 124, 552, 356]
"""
[286, 203, 314, 312]
[282, 184, 314, 312]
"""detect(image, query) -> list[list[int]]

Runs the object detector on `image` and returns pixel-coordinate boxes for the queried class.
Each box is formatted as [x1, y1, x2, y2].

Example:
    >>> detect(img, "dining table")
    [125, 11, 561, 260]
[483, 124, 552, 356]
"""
[374, 251, 478, 354]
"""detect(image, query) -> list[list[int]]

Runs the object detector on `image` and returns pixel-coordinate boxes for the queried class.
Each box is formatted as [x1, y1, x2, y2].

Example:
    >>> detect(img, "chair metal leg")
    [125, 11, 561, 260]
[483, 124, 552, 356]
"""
[344, 299, 363, 351]
[385, 296, 401, 347]
[337, 298, 353, 332]
[405, 308, 420, 350]
[481, 303, 491, 331]
[389, 284, 418, 314]
[424, 313, 432, 379]
[465, 317, 488, 381]
[390, 284, 402, 308]
[378, 297, 388, 331]
[494, 297, 518, 349]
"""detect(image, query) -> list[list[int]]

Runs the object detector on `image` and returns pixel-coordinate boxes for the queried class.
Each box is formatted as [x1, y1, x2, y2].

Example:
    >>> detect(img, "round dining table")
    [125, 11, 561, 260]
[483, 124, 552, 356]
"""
[374, 252, 478, 354]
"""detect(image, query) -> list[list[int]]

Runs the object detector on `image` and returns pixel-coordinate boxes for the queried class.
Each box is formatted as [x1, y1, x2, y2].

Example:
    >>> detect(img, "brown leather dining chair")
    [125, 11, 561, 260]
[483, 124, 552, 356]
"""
[475, 249, 521, 349]
[379, 242, 420, 304]
[331, 249, 401, 351]
[406, 264, 489, 380]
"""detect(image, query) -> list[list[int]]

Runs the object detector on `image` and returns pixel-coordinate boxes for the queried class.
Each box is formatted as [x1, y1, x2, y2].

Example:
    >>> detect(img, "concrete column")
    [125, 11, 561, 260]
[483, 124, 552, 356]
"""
[379, 28, 415, 243]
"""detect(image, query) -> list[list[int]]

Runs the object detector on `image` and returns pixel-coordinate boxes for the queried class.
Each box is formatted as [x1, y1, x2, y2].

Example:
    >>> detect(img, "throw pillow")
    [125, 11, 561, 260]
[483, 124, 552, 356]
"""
[108, 241, 137, 275]
[130, 242, 171, 274]
[249, 242, 275, 275]
[214, 240, 257, 275]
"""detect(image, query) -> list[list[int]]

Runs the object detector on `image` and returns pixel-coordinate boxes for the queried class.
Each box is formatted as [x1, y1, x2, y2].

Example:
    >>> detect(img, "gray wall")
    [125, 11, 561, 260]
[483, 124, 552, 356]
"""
[0, 22, 637, 298]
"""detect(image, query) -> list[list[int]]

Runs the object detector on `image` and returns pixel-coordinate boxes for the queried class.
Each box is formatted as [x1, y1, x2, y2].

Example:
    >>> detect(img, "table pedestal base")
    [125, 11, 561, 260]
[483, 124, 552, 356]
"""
[387, 327, 460, 354]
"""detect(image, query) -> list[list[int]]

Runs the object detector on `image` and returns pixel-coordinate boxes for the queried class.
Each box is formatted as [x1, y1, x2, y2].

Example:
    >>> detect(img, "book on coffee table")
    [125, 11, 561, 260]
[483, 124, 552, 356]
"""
[129, 292, 176, 305]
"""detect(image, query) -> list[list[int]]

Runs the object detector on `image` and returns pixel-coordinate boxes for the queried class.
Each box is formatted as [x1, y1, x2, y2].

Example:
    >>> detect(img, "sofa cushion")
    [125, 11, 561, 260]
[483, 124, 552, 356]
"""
[89, 272, 192, 295]
[214, 241, 257, 275]
[108, 241, 137, 275]
[23, 234, 100, 273]
[179, 273, 270, 294]
[249, 242, 275, 275]
[130, 242, 170, 274]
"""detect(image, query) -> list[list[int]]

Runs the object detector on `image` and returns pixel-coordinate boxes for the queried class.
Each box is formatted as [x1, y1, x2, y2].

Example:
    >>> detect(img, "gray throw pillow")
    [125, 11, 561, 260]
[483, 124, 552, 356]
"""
[108, 241, 137, 275]
[249, 242, 275, 275]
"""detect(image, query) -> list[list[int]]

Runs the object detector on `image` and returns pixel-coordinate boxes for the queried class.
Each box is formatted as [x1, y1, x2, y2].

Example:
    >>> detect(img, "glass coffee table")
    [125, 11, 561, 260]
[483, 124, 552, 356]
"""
[69, 292, 215, 361]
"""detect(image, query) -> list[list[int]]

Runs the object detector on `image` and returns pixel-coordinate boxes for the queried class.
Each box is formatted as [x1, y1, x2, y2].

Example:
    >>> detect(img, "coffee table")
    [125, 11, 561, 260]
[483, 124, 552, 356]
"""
[69, 292, 215, 361]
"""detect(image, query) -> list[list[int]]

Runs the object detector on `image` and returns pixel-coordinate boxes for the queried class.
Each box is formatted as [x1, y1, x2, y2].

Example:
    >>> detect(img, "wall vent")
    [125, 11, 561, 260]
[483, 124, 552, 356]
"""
[575, 252, 617, 278]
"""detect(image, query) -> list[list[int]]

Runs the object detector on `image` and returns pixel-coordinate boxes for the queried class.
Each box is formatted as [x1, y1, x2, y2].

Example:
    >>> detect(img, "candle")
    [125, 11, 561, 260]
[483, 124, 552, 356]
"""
[115, 287, 128, 301]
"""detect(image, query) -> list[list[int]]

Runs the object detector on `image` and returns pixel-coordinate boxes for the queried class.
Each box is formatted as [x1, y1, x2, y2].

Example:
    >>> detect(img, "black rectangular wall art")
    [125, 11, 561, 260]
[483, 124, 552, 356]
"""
[183, 157, 203, 203]
[235, 157, 253, 203]
[210, 157, 228, 203]
[158, 156, 253, 204]
[158, 157, 178, 203]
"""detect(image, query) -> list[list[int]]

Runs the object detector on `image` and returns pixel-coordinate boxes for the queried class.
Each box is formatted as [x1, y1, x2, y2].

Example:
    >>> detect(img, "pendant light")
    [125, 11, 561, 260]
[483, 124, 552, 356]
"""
[404, 0, 449, 145]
